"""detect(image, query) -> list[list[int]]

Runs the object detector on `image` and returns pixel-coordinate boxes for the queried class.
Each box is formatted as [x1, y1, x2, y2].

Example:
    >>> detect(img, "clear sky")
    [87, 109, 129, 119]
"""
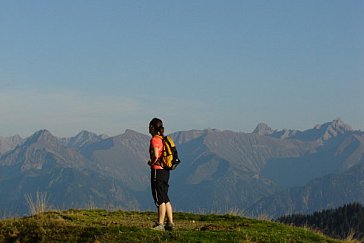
[1, 1, 363, 137]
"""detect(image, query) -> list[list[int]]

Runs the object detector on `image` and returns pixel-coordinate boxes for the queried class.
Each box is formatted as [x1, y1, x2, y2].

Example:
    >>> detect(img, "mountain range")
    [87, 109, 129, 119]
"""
[0, 118, 363, 218]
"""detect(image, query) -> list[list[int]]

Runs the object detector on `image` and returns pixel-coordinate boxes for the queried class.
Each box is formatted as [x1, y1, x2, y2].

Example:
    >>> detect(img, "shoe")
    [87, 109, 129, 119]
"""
[151, 222, 165, 231]
[165, 222, 175, 231]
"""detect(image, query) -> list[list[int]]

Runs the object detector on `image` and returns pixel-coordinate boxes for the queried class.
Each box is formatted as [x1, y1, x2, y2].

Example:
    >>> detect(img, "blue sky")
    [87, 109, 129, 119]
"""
[1, 1, 363, 137]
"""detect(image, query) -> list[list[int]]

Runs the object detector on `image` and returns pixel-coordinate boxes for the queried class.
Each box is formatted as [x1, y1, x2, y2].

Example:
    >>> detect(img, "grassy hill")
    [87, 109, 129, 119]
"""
[0, 209, 347, 242]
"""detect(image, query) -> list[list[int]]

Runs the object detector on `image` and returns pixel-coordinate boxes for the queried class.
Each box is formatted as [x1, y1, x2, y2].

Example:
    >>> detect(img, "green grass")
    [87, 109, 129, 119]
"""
[0, 209, 348, 242]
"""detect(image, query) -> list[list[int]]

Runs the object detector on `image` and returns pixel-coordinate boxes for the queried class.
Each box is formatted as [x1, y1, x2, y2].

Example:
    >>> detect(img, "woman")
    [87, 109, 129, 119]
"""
[148, 118, 175, 231]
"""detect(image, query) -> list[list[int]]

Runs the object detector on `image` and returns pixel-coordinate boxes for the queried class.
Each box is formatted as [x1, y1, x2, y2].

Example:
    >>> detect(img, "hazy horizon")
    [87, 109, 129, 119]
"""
[0, 117, 360, 139]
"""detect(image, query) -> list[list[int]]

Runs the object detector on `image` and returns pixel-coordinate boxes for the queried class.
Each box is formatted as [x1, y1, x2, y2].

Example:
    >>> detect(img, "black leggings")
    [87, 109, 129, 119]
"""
[151, 169, 170, 207]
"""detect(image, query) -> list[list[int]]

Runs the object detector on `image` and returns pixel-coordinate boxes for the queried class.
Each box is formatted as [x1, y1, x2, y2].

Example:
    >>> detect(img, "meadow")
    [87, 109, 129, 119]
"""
[0, 209, 347, 242]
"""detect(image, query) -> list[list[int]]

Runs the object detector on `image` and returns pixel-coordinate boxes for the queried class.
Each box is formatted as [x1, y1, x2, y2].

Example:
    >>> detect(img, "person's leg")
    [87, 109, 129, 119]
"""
[165, 201, 175, 231]
[151, 204, 165, 230]
[158, 203, 166, 225]
[151, 169, 164, 230]
[166, 202, 173, 224]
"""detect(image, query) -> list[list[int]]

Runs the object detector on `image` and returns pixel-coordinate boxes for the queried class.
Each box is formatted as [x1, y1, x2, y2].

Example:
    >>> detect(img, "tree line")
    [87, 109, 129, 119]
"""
[276, 202, 364, 240]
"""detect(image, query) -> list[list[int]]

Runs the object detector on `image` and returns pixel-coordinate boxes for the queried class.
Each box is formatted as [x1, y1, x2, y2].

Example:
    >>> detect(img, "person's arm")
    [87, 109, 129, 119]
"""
[150, 147, 160, 165]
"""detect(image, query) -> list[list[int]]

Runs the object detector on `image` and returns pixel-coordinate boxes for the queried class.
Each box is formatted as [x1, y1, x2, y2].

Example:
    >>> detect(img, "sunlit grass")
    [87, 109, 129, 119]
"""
[25, 191, 50, 216]
[0, 209, 345, 242]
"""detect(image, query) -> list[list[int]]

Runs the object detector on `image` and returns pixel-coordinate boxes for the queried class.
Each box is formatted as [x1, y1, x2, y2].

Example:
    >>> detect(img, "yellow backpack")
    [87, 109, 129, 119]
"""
[161, 136, 181, 170]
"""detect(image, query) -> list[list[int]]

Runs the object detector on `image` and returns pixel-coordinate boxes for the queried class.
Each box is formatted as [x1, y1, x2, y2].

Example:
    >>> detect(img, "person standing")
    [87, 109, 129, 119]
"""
[148, 118, 175, 231]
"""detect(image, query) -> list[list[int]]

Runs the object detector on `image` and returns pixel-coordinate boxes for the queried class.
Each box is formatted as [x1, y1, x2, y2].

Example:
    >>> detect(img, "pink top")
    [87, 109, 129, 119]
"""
[150, 135, 163, 170]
